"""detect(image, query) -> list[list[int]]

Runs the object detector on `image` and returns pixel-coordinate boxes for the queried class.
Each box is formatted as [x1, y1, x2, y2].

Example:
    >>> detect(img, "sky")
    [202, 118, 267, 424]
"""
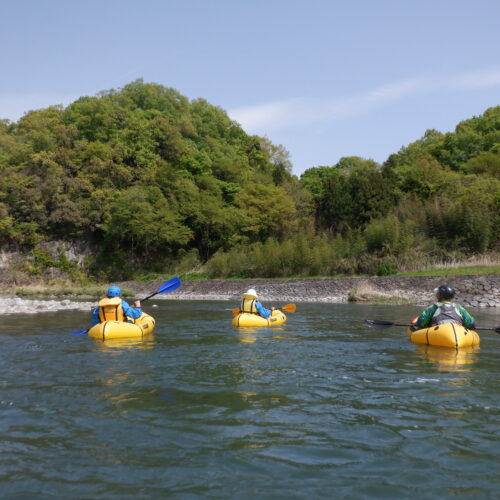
[1, 0, 499, 175]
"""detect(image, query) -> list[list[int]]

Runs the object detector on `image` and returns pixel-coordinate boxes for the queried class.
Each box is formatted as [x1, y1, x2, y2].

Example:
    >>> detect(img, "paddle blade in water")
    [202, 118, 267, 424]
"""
[364, 319, 411, 329]
[476, 325, 500, 333]
[364, 319, 394, 329]
[282, 303, 296, 313]
[70, 329, 88, 335]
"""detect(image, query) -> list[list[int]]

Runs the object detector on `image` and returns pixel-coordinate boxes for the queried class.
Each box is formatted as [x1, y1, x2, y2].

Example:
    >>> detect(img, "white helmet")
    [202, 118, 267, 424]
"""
[243, 288, 257, 299]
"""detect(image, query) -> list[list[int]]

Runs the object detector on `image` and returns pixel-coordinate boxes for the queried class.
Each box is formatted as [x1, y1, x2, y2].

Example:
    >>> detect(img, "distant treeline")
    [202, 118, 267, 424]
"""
[0, 80, 498, 280]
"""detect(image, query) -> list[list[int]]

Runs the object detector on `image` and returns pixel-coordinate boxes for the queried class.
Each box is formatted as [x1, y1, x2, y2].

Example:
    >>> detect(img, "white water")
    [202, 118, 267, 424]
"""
[0, 297, 95, 314]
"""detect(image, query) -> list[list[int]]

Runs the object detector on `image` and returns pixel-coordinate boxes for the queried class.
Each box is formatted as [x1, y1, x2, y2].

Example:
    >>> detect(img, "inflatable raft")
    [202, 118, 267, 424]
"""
[88, 313, 156, 340]
[407, 322, 480, 348]
[232, 309, 287, 327]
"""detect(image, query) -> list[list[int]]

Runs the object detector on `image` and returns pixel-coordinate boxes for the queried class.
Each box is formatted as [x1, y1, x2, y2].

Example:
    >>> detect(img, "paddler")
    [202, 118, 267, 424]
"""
[414, 284, 476, 329]
[91, 285, 142, 325]
[239, 288, 276, 318]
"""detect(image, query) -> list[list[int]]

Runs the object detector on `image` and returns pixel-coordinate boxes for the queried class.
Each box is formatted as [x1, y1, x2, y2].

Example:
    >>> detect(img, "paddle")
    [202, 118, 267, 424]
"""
[232, 303, 297, 316]
[139, 276, 181, 301]
[364, 319, 500, 333]
[364, 319, 411, 329]
[70, 277, 181, 335]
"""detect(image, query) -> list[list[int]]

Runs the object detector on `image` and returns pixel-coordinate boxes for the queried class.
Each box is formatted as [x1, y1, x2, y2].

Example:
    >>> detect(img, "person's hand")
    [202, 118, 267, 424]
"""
[271, 307, 275, 311]
[133, 300, 141, 308]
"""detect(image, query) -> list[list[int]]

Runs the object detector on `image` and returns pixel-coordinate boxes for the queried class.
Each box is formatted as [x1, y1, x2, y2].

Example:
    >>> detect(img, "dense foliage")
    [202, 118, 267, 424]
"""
[0, 80, 498, 280]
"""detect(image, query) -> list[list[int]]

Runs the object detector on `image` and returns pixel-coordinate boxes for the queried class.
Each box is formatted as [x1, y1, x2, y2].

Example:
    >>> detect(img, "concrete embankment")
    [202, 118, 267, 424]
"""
[120, 275, 500, 307]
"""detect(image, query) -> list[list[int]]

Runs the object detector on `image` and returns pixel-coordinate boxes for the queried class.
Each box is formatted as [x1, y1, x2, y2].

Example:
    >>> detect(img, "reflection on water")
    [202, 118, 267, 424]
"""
[237, 326, 290, 344]
[0, 301, 499, 498]
[237, 326, 260, 344]
[93, 334, 157, 351]
[414, 344, 480, 373]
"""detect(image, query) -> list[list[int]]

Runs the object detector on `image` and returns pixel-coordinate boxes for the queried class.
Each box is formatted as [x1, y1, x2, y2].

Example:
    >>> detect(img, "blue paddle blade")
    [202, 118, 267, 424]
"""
[157, 277, 181, 294]
[71, 329, 88, 335]
[140, 276, 182, 301]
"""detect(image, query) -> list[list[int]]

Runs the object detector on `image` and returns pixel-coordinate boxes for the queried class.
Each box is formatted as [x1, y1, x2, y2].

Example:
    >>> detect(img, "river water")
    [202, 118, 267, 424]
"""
[0, 300, 499, 499]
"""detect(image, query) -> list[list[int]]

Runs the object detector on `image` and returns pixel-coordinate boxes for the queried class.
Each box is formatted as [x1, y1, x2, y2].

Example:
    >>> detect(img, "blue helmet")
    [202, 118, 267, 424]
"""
[107, 285, 121, 297]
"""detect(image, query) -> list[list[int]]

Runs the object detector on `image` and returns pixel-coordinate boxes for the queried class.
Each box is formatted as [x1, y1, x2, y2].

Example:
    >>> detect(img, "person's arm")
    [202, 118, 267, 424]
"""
[255, 301, 272, 319]
[121, 299, 142, 320]
[456, 304, 476, 329]
[91, 307, 100, 326]
[416, 304, 437, 328]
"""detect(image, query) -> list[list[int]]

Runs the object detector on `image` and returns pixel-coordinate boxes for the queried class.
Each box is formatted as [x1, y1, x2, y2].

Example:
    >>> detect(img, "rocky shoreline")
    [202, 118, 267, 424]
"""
[119, 274, 500, 308]
[0, 274, 497, 315]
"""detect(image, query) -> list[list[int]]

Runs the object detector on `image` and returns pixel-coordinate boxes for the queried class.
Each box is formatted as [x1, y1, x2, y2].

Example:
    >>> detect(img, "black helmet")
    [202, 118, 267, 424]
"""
[434, 284, 455, 300]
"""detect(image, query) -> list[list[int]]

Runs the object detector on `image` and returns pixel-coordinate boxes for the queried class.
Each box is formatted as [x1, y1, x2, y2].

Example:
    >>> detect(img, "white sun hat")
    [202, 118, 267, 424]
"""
[243, 288, 258, 299]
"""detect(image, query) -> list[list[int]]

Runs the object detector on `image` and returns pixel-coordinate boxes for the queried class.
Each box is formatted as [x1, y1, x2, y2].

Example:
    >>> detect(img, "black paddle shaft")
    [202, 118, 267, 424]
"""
[364, 319, 411, 328]
[140, 292, 158, 302]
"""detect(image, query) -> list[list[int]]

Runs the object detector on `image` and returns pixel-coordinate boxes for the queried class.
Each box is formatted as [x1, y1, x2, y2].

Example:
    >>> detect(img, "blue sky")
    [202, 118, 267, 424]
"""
[1, 0, 499, 175]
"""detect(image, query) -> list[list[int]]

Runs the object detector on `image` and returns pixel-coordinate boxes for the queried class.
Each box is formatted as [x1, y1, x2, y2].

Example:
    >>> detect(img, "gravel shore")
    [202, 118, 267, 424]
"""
[0, 274, 497, 315]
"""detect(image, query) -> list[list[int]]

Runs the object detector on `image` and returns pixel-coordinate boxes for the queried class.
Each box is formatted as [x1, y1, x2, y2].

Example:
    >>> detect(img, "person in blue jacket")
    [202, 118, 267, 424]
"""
[415, 284, 476, 329]
[91, 285, 142, 326]
[240, 288, 275, 318]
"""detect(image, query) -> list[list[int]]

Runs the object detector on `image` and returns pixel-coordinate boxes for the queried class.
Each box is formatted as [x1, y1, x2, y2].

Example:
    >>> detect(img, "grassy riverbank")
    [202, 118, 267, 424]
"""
[395, 265, 500, 277]
[180, 262, 500, 282]
[2, 284, 136, 299]
[1, 263, 498, 300]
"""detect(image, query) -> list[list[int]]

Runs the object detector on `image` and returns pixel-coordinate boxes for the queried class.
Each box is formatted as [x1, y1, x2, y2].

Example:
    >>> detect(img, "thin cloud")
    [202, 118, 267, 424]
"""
[229, 67, 500, 132]
[228, 99, 303, 130]
[451, 68, 500, 90]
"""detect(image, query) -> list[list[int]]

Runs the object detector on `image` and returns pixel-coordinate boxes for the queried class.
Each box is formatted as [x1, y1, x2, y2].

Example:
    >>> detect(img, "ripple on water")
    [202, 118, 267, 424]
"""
[0, 301, 499, 498]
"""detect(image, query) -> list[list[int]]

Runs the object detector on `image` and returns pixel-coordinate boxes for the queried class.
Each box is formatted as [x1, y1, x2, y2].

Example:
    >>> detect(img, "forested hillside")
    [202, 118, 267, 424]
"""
[0, 80, 498, 281]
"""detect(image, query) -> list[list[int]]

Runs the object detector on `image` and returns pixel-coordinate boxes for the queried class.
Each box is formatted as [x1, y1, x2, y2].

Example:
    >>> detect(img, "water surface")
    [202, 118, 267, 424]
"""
[1, 301, 499, 498]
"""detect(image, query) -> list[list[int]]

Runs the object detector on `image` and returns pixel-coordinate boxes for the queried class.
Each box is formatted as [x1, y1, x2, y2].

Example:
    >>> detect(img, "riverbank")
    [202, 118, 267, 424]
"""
[0, 274, 497, 315]
[118, 274, 500, 308]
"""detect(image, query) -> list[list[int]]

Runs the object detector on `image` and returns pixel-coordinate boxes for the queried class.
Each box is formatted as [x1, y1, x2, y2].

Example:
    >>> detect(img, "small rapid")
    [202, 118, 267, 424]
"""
[0, 297, 95, 314]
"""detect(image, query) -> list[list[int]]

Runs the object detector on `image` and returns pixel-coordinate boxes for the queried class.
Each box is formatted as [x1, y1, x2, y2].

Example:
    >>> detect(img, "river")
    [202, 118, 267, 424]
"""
[1, 301, 499, 499]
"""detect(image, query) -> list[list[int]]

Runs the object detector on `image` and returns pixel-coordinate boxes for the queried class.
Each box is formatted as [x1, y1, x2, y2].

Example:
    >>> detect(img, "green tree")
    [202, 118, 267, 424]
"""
[104, 186, 191, 257]
[235, 184, 298, 242]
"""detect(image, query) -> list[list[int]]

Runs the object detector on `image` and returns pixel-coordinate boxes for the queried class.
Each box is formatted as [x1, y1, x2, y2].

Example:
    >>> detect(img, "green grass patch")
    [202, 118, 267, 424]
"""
[4, 284, 136, 299]
[347, 282, 416, 304]
[396, 265, 500, 277]
[181, 272, 212, 280]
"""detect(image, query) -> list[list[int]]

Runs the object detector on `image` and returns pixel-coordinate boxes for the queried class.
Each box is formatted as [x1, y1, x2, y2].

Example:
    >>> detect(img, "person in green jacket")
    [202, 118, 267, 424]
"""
[415, 284, 476, 329]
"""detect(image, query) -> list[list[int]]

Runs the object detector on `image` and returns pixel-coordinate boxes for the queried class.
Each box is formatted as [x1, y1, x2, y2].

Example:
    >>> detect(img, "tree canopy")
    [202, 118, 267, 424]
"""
[0, 81, 498, 280]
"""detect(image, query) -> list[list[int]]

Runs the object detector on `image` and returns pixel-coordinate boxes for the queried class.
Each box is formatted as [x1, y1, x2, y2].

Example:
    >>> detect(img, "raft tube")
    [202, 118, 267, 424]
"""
[407, 322, 480, 348]
[231, 309, 287, 327]
[88, 313, 155, 340]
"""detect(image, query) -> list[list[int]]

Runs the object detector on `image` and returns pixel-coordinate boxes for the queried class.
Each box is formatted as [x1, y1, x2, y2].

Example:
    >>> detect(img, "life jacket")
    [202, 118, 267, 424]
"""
[98, 297, 125, 322]
[240, 297, 258, 314]
[431, 302, 463, 325]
